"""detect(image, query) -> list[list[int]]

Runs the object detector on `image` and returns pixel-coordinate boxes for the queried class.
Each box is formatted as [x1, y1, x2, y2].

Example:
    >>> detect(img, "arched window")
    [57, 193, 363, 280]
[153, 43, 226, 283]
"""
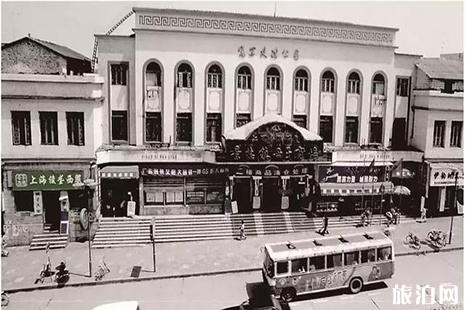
[266, 67, 281, 91]
[322, 71, 335, 93]
[237, 66, 252, 90]
[177, 63, 193, 88]
[348, 72, 360, 94]
[295, 69, 308, 92]
[146, 62, 161, 87]
[372, 74, 385, 95]
[207, 64, 222, 88]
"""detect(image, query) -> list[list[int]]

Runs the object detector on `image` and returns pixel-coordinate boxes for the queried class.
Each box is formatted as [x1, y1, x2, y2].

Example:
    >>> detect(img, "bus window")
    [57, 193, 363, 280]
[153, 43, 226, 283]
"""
[361, 249, 376, 263]
[377, 247, 392, 261]
[309, 256, 325, 271]
[327, 254, 342, 269]
[276, 261, 289, 275]
[291, 258, 308, 273]
[344, 251, 360, 265]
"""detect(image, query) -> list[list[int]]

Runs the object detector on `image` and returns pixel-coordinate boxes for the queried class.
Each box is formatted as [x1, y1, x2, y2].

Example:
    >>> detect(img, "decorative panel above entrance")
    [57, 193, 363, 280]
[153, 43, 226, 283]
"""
[220, 114, 328, 163]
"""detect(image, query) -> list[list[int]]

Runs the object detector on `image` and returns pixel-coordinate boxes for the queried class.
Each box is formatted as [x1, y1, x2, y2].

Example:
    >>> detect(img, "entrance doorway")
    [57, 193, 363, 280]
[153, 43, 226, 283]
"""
[233, 178, 252, 213]
[262, 177, 281, 212]
[101, 179, 139, 217]
[43, 191, 61, 231]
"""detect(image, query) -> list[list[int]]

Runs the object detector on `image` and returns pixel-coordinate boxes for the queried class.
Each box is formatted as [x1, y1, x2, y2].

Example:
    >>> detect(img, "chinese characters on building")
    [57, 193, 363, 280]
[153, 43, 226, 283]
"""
[238, 45, 299, 60]
[13, 171, 84, 191]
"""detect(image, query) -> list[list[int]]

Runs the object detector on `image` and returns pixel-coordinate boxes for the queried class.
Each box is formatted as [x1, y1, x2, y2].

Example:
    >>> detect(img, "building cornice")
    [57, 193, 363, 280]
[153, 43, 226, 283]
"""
[133, 7, 397, 48]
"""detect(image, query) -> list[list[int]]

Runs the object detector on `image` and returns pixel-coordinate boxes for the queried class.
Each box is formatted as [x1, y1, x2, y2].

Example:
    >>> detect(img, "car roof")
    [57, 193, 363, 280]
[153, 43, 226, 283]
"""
[92, 301, 139, 310]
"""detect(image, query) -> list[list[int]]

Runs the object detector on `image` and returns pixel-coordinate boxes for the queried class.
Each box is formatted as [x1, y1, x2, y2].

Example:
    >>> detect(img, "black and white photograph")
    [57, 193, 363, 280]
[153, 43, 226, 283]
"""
[1, 1, 463, 309]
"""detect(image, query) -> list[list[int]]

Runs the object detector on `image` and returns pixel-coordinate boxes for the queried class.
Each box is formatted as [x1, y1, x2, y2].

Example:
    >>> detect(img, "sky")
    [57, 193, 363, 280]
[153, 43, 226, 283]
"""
[1, 1, 464, 59]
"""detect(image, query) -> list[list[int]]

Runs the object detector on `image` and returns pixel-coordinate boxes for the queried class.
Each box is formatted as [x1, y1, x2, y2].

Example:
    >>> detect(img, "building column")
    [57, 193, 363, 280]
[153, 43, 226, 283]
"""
[253, 176, 261, 211]
[281, 176, 290, 210]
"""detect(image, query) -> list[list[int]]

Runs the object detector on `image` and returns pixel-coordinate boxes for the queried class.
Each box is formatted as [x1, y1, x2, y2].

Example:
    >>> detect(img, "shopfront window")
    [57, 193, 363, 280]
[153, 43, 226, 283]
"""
[14, 191, 33, 212]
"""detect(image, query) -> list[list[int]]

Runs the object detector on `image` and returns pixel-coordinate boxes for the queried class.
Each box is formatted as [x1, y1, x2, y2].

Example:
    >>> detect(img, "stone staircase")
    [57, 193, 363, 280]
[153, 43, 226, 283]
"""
[92, 217, 152, 249]
[90, 213, 413, 248]
[29, 224, 68, 251]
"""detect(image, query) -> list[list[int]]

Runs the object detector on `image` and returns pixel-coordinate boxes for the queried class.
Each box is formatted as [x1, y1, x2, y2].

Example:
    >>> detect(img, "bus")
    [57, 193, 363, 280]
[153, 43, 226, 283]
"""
[262, 231, 394, 301]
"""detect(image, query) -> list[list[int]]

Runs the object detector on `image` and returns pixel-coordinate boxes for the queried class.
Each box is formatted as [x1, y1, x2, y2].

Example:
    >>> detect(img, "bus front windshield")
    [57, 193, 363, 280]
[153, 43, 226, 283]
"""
[264, 249, 275, 278]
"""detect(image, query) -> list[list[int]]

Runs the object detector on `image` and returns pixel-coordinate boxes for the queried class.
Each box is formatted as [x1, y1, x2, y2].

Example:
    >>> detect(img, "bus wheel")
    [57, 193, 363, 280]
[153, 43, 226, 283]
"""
[349, 277, 363, 294]
[281, 288, 296, 301]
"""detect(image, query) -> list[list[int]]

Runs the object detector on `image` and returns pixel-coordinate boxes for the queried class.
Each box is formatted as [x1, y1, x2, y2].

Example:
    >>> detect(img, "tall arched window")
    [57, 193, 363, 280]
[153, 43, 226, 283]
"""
[322, 71, 335, 93]
[345, 72, 361, 144]
[236, 65, 253, 127]
[293, 69, 309, 128]
[370, 73, 386, 144]
[320, 70, 336, 143]
[266, 67, 281, 90]
[145, 62, 162, 142]
[176, 63, 194, 143]
[206, 64, 223, 143]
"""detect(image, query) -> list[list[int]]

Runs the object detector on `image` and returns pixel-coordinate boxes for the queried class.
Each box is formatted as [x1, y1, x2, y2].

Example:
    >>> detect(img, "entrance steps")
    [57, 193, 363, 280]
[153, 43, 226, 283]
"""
[92, 217, 152, 249]
[90, 213, 413, 247]
[29, 232, 68, 251]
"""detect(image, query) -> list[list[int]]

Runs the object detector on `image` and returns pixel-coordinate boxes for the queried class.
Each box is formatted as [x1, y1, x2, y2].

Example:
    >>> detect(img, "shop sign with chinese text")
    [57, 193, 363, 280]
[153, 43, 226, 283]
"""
[141, 167, 229, 177]
[12, 171, 84, 191]
[430, 166, 464, 187]
[319, 165, 386, 183]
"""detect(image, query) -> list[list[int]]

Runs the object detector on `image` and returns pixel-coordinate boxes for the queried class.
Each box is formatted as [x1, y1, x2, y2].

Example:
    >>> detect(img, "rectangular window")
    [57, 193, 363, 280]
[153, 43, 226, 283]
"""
[322, 79, 335, 93]
[327, 254, 342, 268]
[294, 77, 308, 92]
[450, 121, 462, 147]
[377, 247, 392, 261]
[291, 258, 308, 273]
[111, 64, 127, 86]
[309, 256, 325, 271]
[344, 251, 360, 266]
[165, 190, 184, 204]
[176, 113, 192, 143]
[345, 117, 359, 144]
[146, 112, 162, 142]
[361, 249, 376, 263]
[319, 116, 333, 143]
[433, 120, 446, 147]
[276, 261, 289, 275]
[397, 78, 409, 97]
[11, 111, 31, 146]
[14, 191, 33, 212]
[66, 112, 85, 146]
[236, 114, 251, 128]
[293, 115, 307, 129]
[206, 113, 222, 143]
[111, 110, 128, 141]
[237, 74, 251, 90]
[266, 76, 280, 90]
[177, 72, 192, 88]
[348, 80, 360, 94]
[207, 73, 222, 88]
[369, 117, 383, 144]
[39, 112, 58, 145]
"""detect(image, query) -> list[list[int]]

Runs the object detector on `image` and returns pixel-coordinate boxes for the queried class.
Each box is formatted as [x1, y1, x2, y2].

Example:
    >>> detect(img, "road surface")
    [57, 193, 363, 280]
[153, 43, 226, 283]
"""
[5, 250, 462, 310]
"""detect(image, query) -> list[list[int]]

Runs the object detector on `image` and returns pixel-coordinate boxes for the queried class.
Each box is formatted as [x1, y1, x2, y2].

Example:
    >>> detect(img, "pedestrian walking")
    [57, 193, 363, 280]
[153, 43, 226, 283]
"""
[239, 220, 246, 240]
[319, 216, 329, 235]
[419, 206, 427, 223]
[385, 210, 393, 227]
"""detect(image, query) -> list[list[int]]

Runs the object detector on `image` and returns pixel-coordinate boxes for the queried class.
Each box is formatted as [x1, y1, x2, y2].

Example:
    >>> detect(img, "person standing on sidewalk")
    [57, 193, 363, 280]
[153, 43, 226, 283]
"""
[239, 220, 247, 240]
[319, 216, 329, 235]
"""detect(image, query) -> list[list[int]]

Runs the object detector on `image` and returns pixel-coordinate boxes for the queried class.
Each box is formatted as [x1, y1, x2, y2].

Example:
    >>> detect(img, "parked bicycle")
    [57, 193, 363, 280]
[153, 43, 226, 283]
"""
[1, 291, 9, 306]
[405, 232, 421, 250]
[427, 229, 448, 248]
[95, 257, 110, 281]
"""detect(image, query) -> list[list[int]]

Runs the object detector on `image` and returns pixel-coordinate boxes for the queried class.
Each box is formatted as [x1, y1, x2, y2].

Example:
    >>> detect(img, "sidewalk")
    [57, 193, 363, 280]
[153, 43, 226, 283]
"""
[2, 216, 463, 293]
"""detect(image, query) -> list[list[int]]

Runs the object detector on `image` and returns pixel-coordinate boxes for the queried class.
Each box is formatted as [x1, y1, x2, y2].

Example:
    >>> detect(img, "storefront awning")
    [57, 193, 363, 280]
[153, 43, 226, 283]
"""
[99, 166, 139, 179]
[429, 162, 464, 187]
[320, 181, 394, 196]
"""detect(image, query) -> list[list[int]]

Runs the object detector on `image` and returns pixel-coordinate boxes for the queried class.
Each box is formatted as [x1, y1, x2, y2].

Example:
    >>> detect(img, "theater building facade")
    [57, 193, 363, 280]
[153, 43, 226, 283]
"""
[95, 7, 426, 216]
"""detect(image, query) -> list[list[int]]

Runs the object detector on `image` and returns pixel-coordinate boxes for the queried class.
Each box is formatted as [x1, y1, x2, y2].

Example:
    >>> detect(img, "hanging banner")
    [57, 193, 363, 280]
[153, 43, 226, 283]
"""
[33, 191, 43, 215]
[318, 165, 386, 184]
[12, 171, 84, 191]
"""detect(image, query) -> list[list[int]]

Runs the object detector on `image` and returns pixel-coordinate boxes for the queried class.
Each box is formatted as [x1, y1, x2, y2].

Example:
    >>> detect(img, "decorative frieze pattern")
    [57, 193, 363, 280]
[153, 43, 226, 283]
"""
[137, 13, 394, 46]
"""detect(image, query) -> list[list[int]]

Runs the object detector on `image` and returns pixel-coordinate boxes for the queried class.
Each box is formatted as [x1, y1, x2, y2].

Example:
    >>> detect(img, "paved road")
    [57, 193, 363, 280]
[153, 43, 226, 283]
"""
[5, 250, 462, 310]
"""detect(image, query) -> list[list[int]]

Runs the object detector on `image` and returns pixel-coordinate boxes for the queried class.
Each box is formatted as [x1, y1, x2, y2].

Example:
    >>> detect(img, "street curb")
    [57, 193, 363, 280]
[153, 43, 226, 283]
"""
[4, 246, 463, 294]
